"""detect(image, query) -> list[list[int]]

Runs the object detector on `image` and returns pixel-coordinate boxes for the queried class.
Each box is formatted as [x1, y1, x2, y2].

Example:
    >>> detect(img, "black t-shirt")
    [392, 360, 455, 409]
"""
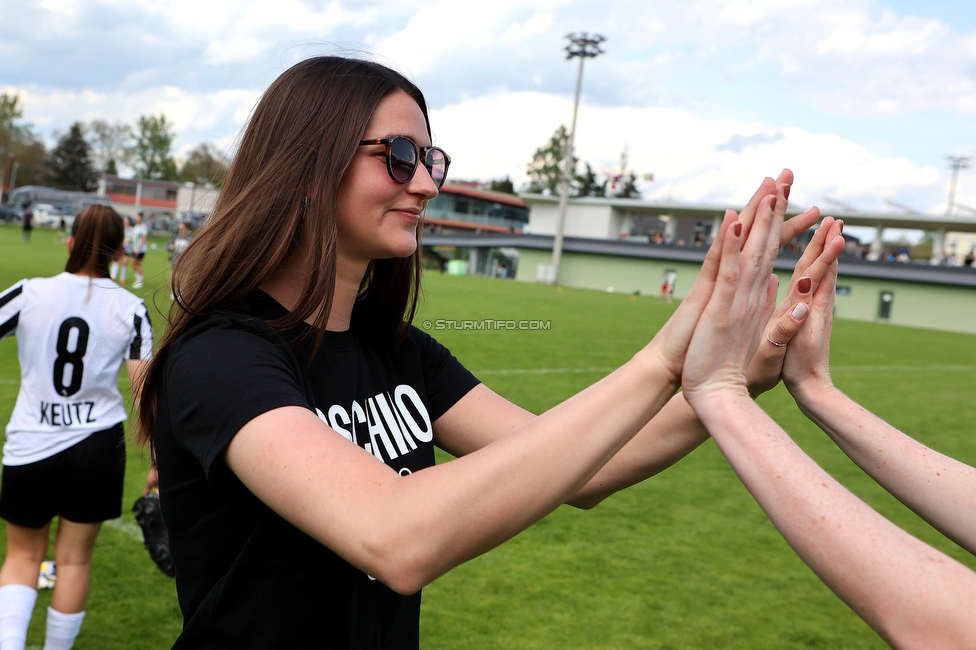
[155, 292, 480, 649]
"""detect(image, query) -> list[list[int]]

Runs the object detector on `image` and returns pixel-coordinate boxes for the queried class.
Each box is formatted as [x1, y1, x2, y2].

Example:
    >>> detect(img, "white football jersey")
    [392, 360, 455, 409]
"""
[0, 273, 153, 465]
[131, 222, 149, 254]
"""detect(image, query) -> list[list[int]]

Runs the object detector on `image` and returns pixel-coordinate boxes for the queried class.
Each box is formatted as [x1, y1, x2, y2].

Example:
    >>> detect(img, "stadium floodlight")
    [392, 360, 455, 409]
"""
[549, 32, 606, 284]
[946, 154, 971, 216]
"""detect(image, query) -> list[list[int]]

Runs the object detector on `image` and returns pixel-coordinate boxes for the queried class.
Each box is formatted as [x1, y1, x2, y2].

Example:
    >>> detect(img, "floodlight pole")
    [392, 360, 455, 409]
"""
[550, 32, 605, 284]
[946, 154, 971, 216]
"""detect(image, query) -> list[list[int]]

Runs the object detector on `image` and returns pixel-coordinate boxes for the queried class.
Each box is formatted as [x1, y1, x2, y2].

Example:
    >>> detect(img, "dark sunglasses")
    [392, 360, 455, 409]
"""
[358, 136, 451, 189]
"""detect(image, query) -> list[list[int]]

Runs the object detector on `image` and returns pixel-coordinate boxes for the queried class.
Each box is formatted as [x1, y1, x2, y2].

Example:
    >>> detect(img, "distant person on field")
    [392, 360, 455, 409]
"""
[0, 205, 154, 650]
[681, 215, 976, 648]
[659, 271, 676, 303]
[167, 222, 192, 300]
[130, 212, 148, 288]
[20, 204, 32, 243]
[110, 216, 134, 285]
[167, 221, 192, 268]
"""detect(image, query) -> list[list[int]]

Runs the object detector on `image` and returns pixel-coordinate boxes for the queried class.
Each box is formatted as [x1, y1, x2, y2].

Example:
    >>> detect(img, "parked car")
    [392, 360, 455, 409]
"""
[32, 204, 67, 228]
[0, 205, 23, 223]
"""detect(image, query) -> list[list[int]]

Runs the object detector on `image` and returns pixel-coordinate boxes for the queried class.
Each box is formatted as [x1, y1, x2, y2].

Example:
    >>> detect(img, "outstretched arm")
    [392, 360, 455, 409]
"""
[783, 259, 976, 555]
[688, 393, 976, 649]
[224, 204, 781, 595]
[682, 236, 976, 649]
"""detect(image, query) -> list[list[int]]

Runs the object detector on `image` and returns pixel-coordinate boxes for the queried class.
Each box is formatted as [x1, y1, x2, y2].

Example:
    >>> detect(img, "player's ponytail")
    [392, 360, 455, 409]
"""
[66, 205, 125, 279]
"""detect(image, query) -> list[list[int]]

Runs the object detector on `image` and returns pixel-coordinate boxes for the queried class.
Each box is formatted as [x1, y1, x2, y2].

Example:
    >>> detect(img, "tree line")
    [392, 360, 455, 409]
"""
[1, 92, 229, 196]
[4, 93, 639, 200]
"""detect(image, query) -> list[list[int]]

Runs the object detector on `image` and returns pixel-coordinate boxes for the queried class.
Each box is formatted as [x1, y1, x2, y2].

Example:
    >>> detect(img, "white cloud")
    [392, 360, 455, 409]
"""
[431, 90, 950, 213]
[371, 0, 564, 77]
[9, 84, 261, 157]
[2, 0, 974, 218]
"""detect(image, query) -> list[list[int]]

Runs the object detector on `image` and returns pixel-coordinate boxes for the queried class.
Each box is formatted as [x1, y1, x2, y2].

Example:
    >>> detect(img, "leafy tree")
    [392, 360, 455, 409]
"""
[1, 93, 48, 192]
[575, 163, 607, 197]
[1, 94, 24, 133]
[614, 171, 640, 198]
[179, 142, 230, 187]
[526, 125, 577, 195]
[489, 176, 515, 194]
[89, 119, 133, 175]
[45, 122, 97, 191]
[132, 114, 178, 180]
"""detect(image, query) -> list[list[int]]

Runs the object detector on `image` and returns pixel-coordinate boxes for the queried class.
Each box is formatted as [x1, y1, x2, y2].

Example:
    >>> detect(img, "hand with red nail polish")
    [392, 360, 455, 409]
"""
[745, 216, 845, 397]
[679, 178, 785, 405]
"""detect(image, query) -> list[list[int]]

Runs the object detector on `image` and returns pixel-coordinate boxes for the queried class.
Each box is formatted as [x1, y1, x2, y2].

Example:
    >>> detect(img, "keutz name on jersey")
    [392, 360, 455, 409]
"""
[317, 384, 433, 466]
[39, 400, 97, 427]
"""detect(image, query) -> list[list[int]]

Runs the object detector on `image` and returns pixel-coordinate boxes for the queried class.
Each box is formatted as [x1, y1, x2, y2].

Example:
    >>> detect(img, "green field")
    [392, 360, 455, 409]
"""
[1, 223, 974, 648]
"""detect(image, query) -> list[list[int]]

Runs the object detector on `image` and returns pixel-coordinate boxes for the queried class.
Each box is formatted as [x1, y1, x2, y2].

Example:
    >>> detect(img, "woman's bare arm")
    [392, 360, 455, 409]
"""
[224, 197, 781, 595]
[682, 234, 976, 649]
[784, 259, 976, 555]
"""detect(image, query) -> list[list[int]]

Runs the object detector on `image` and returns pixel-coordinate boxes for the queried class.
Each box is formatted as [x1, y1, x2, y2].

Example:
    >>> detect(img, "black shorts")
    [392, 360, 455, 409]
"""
[135, 251, 146, 261]
[0, 423, 126, 528]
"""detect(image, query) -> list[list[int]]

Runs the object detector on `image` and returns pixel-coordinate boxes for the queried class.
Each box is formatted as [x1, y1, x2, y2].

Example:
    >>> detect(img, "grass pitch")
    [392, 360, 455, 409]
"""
[1, 224, 975, 648]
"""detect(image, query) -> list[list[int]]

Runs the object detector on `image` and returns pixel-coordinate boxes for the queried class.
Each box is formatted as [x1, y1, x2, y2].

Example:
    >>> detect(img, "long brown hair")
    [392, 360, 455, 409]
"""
[137, 56, 429, 448]
[65, 205, 124, 278]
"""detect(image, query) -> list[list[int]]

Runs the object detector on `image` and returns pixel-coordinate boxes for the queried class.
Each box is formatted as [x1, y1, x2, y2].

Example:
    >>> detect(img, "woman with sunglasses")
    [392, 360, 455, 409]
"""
[138, 56, 831, 648]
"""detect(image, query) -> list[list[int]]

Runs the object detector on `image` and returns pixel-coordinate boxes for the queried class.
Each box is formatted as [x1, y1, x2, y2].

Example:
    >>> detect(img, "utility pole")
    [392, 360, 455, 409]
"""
[946, 154, 971, 216]
[549, 32, 605, 284]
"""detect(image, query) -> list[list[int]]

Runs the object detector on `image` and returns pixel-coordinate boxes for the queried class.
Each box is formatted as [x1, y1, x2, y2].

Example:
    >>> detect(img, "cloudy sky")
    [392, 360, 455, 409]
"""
[3, 0, 976, 227]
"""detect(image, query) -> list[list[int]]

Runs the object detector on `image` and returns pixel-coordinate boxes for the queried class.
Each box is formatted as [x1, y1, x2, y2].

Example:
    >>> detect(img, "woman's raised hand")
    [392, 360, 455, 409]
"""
[781, 249, 841, 403]
[645, 176, 795, 388]
[745, 217, 846, 395]
[734, 169, 820, 247]
[644, 209, 736, 385]
[678, 190, 784, 403]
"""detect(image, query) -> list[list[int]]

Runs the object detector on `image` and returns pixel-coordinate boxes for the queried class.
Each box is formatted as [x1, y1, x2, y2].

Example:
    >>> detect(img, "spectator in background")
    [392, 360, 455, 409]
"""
[167, 222, 193, 268]
[167, 222, 192, 300]
[20, 203, 32, 243]
[130, 213, 148, 289]
[110, 216, 134, 285]
[659, 270, 677, 303]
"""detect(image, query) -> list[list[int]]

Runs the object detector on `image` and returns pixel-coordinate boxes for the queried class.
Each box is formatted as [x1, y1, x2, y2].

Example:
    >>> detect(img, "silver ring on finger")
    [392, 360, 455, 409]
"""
[766, 333, 788, 348]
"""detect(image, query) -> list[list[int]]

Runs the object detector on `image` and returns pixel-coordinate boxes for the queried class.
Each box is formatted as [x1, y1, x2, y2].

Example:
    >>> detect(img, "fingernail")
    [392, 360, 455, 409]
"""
[798, 277, 812, 293]
[792, 303, 809, 320]
[770, 196, 777, 211]
[733, 222, 742, 236]
[783, 185, 791, 200]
